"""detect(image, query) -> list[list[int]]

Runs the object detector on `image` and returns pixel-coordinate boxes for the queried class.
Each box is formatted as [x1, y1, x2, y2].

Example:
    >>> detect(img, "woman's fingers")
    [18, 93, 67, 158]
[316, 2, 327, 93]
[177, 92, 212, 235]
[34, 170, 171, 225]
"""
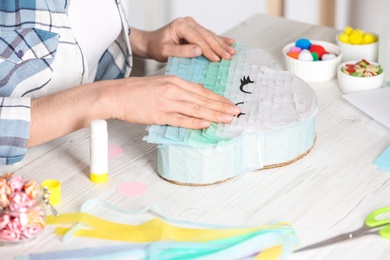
[112, 76, 240, 129]
[163, 112, 212, 129]
[161, 17, 236, 61]
[161, 99, 237, 125]
[181, 17, 236, 53]
[162, 77, 240, 116]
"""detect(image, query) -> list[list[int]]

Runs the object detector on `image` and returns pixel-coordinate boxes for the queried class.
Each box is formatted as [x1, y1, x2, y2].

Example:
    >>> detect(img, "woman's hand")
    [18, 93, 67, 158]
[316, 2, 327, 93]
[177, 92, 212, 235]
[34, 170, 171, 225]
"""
[109, 75, 241, 129]
[29, 75, 240, 147]
[130, 17, 236, 62]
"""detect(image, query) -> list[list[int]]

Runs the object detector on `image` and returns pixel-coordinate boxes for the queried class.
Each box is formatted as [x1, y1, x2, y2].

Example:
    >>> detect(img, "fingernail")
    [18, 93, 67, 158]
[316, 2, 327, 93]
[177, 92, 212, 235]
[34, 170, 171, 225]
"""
[224, 51, 232, 59]
[228, 46, 236, 54]
[222, 113, 233, 121]
[191, 46, 202, 56]
[231, 105, 241, 114]
[199, 120, 211, 128]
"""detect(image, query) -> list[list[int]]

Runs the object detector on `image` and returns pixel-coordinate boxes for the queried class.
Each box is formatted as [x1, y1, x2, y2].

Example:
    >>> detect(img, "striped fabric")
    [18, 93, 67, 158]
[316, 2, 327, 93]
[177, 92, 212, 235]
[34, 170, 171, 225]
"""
[0, 0, 132, 165]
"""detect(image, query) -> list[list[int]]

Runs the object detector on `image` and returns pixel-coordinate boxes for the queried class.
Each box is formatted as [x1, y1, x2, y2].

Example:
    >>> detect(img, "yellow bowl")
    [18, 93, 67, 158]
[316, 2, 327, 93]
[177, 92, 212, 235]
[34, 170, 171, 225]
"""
[336, 32, 379, 62]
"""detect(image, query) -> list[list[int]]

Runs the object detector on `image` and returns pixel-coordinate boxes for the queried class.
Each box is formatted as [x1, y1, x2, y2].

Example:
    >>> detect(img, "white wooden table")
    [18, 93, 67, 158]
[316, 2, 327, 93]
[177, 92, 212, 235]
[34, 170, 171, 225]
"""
[2, 14, 390, 260]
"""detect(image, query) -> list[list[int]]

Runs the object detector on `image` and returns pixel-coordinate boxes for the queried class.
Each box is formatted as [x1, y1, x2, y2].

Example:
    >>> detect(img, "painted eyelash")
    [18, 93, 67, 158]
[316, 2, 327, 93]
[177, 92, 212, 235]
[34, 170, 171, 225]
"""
[235, 102, 246, 118]
[239, 76, 254, 94]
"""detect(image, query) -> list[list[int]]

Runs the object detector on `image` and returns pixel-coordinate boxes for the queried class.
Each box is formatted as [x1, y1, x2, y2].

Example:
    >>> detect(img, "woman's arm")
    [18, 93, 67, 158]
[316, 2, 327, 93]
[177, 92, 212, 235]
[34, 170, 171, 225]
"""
[28, 80, 109, 148]
[28, 75, 240, 147]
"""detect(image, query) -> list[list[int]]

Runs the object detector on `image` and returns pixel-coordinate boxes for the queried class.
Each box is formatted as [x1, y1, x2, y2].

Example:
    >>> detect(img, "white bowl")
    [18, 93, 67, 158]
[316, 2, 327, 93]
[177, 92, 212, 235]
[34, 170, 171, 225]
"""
[337, 60, 384, 94]
[283, 40, 342, 82]
[336, 33, 379, 62]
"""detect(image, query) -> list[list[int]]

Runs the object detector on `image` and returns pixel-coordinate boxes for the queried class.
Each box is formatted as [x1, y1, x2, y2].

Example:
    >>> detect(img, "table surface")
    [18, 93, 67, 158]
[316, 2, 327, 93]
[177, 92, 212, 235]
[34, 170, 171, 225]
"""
[2, 14, 390, 260]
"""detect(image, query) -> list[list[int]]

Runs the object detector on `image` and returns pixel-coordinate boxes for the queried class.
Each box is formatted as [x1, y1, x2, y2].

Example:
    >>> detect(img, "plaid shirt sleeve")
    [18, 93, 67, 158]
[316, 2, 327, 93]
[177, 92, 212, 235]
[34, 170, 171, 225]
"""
[0, 27, 59, 165]
[0, 1, 60, 165]
[0, 97, 31, 165]
[0, 0, 132, 165]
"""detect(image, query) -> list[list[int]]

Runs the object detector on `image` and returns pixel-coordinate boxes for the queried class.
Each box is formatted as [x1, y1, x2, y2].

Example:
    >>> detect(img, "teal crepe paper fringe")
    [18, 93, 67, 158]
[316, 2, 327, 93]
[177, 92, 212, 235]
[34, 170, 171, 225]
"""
[145, 43, 249, 147]
[374, 145, 390, 172]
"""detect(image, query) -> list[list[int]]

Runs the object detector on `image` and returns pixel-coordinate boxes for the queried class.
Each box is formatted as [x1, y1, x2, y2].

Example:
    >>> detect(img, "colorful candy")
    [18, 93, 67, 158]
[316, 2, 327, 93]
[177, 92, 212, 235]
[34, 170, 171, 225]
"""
[0, 173, 45, 243]
[0, 214, 10, 229]
[287, 38, 337, 62]
[21, 224, 42, 239]
[341, 59, 383, 77]
[9, 192, 35, 211]
[338, 26, 378, 45]
[0, 229, 19, 242]
[0, 192, 10, 209]
[0, 179, 11, 196]
[24, 180, 40, 199]
[8, 174, 25, 192]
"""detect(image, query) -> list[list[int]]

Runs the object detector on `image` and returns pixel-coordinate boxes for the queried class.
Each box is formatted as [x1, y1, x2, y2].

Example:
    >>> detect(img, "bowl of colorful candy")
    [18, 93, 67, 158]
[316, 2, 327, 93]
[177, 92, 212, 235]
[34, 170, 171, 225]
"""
[0, 173, 45, 244]
[283, 38, 342, 82]
[337, 59, 384, 94]
[336, 26, 379, 62]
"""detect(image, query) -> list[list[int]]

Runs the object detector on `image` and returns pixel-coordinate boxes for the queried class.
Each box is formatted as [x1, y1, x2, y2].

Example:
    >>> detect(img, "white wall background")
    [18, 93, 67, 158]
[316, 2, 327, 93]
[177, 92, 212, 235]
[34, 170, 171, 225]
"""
[126, 0, 267, 34]
[126, 0, 389, 35]
[126, 0, 389, 75]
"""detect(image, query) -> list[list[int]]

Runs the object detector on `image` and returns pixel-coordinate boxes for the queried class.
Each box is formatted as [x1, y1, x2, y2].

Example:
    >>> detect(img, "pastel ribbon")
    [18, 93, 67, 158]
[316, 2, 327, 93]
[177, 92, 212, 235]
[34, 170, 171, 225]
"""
[41, 199, 298, 259]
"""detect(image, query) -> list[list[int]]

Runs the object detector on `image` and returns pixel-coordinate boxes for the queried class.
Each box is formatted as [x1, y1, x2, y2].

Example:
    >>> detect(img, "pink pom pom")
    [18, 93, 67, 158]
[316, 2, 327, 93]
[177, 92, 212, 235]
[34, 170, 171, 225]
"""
[290, 46, 302, 53]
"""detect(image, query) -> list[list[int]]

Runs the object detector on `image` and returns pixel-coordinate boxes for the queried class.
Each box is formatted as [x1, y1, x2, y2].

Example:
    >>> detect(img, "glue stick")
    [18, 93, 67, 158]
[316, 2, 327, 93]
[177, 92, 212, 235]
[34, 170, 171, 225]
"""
[90, 120, 108, 183]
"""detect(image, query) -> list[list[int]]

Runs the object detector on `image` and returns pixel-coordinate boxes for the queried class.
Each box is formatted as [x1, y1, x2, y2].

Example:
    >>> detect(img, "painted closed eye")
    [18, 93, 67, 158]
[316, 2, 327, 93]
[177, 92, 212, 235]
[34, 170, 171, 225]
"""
[235, 102, 246, 118]
[239, 76, 254, 94]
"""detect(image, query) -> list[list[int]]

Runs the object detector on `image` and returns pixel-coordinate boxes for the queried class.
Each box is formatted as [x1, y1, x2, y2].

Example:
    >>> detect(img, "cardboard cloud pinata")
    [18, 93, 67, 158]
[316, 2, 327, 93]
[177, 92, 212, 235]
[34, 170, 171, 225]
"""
[144, 43, 317, 185]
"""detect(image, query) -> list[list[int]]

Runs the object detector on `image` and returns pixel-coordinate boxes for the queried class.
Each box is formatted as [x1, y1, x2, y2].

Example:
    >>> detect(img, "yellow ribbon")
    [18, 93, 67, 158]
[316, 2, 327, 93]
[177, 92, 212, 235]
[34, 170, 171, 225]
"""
[46, 213, 287, 242]
[46, 212, 296, 259]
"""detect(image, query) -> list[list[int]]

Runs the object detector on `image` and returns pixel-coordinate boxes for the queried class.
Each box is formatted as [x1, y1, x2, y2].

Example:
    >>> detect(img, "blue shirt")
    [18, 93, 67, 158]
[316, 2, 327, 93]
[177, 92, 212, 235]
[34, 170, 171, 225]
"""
[0, 0, 133, 164]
